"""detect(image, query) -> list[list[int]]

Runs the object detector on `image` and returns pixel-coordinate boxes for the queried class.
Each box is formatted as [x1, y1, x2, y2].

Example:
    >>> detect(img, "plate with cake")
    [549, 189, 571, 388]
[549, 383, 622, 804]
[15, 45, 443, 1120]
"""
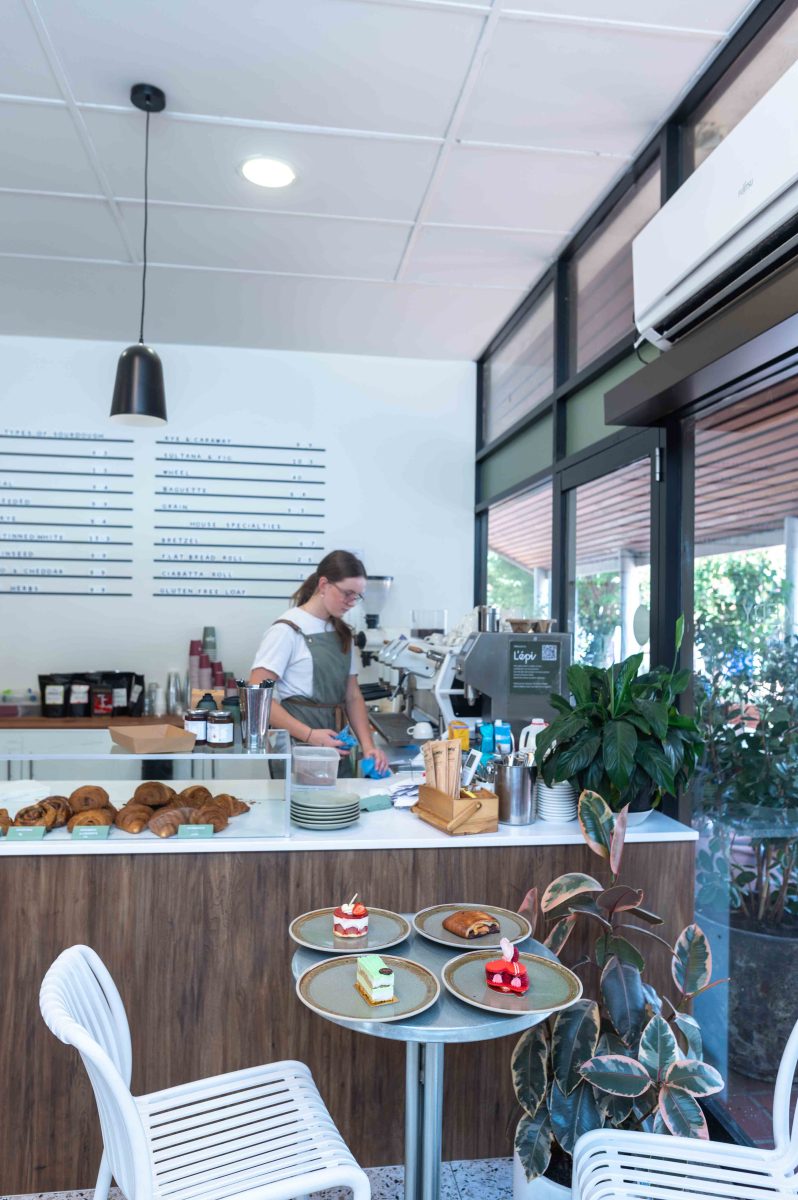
[441, 939, 581, 1015]
[290, 896, 411, 954]
[412, 903, 531, 949]
[296, 953, 440, 1023]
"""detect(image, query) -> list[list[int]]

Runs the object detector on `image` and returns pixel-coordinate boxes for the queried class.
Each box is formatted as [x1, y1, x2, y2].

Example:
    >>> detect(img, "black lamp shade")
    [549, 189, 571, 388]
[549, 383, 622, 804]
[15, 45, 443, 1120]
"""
[110, 343, 167, 425]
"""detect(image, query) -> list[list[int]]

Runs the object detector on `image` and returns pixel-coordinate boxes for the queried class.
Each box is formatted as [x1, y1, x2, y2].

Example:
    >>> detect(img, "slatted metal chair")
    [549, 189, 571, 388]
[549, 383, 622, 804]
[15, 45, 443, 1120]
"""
[39, 945, 370, 1200]
[573, 1018, 798, 1200]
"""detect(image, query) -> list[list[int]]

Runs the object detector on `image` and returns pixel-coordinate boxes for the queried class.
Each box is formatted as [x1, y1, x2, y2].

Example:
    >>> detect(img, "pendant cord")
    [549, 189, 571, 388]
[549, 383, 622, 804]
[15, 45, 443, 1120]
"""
[139, 109, 150, 344]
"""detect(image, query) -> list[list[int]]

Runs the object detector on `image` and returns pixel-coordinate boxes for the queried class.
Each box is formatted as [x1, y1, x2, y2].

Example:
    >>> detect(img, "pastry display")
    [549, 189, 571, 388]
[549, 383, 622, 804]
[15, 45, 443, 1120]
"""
[442, 909, 500, 940]
[14, 802, 57, 829]
[67, 808, 114, 832]
[485, 938, 529, 995]
[69, 785, 110, 813]
[40, 796, 72, 828]
[133, 781, 173, 808]
[115, 803, 153, 834]
[333, 895, 369, 938]
[355, 955, 396, 1005]
[0, 809, 11, 836]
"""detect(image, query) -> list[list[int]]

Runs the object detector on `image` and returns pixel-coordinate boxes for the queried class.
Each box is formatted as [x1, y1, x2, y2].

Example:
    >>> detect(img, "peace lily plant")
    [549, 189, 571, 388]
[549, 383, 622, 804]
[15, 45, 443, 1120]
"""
[512, 790, 725, 1184]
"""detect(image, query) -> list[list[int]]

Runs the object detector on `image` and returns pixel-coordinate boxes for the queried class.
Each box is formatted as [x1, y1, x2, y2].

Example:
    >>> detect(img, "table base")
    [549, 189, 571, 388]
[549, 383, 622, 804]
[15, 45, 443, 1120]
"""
[404, 1041, 444, 1200]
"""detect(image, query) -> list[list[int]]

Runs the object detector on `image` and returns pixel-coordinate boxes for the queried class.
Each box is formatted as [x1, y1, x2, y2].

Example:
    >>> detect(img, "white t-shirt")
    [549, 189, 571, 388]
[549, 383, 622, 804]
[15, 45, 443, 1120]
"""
[251, 606, 358, 702]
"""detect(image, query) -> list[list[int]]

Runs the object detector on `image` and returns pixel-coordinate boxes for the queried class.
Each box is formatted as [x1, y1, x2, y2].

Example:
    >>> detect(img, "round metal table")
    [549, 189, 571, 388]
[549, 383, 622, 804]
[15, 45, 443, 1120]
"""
[292, 922, 559, 1200]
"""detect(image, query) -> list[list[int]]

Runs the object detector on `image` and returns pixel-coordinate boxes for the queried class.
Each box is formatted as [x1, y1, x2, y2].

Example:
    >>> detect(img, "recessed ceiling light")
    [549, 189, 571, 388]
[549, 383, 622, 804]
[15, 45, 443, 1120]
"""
[240, 157, 296, 188]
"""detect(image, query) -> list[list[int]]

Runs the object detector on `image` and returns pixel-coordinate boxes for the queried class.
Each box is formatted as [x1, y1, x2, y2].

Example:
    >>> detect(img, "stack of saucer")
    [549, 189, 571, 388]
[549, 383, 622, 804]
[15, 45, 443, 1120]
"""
[290, 788, 360, 830]
[536, 780, 577, 822]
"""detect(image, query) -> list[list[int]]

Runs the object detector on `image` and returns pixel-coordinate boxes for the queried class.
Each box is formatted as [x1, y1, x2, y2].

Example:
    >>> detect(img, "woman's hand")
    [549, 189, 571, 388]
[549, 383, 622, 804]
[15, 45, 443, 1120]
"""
[307, 728, 347, 755]
[365, 745, 389, 774]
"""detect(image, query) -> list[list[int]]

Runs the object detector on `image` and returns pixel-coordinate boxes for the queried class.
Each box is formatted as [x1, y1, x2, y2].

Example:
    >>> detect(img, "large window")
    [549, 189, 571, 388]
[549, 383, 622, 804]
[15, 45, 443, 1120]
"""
[572, 162, 660, 375]
[482, 288, 554, 446]
[687, 0, 798, 171]
[487, 480, 552, 617]
[691, 383, 798, 1145]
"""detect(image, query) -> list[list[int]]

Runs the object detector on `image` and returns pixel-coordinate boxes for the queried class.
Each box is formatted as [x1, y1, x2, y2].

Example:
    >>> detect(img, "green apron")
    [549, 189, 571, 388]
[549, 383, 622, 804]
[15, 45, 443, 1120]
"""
[275, 619, 353, 778]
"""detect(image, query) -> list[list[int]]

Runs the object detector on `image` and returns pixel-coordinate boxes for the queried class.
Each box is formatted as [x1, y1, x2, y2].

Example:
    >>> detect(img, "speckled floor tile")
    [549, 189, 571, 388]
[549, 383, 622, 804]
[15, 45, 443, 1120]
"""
[450, 1156, 513, 1200]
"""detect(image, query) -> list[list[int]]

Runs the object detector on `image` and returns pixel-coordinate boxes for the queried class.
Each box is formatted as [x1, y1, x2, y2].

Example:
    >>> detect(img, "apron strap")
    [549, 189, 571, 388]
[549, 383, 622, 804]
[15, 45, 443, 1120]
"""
[272, 619, 303, 634]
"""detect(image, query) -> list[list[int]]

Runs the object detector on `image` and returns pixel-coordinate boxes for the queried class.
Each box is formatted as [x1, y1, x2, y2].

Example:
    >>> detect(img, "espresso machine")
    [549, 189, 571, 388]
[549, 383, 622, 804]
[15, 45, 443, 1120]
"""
[454, 631, 572, 737]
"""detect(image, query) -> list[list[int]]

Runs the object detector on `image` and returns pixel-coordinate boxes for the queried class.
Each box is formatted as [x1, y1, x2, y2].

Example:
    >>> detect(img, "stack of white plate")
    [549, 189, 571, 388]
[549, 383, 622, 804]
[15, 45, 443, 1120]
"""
[536, 780, 577, 822]
[290, 788, 360, 830]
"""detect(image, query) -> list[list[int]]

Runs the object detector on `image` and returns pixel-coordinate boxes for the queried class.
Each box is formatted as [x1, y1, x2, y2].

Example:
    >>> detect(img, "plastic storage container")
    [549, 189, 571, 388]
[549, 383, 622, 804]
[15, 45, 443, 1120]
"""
[292, 745, 340, 788]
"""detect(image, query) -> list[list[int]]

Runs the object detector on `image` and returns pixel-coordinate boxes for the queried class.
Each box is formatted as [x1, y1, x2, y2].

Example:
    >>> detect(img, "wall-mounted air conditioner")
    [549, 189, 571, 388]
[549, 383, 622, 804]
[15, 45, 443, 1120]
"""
[633, 57, 798, 349]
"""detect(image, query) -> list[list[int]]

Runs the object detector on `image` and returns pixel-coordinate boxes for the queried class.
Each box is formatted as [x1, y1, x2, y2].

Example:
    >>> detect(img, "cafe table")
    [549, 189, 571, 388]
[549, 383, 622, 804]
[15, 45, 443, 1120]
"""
[292, 923, 564, 1200]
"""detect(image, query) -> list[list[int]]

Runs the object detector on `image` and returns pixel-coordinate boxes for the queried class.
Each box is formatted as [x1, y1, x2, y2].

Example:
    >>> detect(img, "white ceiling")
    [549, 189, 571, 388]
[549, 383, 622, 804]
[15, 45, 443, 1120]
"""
[0, 0, 758, 360]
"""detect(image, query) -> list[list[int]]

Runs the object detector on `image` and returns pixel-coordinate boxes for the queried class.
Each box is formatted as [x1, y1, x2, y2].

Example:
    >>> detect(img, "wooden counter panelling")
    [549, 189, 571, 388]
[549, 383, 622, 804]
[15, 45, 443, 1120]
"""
[0, 841, 695, 1192]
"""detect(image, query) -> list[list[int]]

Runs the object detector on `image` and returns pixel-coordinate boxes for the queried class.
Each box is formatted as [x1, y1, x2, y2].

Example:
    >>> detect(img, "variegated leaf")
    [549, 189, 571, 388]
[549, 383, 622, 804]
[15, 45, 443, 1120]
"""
[609, 803, 629, 877]
[638, 1015, 678, 1083]
[578, 790, 613, 860]
[515, 1109, 552, 1183]
[601, 956, 645, 1046]
[665, 1059, 723, 1097]
[541, 872, 603, 913]
[597, 885, 645, 914]
[548, 1080, 604, 1154]
[658, 1085, 709, 1138]
[544, 914, 577, 956]
[672, 924, 712, 994]
[518, 887, 539, 938]
[552, 1000, 600, 1096]
[512, 1024, 549, 1116]
[595, 934, 645, 973]
[673, 1013, 703, 1060]
[597, 1091, 633, 1124]
[579, 1054, 651, 1097]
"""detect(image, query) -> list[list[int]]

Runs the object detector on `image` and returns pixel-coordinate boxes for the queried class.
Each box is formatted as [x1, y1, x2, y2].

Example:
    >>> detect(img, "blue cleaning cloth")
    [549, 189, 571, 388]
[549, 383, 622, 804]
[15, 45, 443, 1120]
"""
[336, 724, 359, 750]
[360, 756, 392, 780]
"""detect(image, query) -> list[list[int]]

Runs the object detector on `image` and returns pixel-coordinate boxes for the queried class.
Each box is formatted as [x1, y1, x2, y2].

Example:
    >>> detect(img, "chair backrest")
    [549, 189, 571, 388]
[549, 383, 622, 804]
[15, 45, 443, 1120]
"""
[39, 945, 152, 1200]
[772, 1015, 798, 1167]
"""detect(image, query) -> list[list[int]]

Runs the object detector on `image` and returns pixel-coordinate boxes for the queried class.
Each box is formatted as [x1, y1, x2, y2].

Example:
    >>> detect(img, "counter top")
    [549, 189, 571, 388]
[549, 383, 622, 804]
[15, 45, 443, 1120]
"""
[0, 715, 183, 729]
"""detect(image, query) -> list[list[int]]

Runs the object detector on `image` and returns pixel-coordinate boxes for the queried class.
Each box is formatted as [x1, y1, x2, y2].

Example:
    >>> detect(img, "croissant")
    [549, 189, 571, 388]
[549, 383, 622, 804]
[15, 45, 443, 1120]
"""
[148, 807, 192, 838]
[178, 785, 213, 808]
[114, 803, 153, 834]
[0, 809, 11, 835]
[67, 808, 114, 832]
[14, 803, 57, 829]
[192, 804, 228, 833]
[133, 781, 172, 808]
[213, 792, 250, 817]
[69, 785, 110, 813]
[40, 796, 73, 827]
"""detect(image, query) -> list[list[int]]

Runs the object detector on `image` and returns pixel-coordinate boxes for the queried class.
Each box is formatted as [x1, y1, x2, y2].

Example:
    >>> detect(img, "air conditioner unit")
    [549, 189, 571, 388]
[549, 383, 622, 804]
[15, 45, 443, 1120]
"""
[633, 57, 798, 349]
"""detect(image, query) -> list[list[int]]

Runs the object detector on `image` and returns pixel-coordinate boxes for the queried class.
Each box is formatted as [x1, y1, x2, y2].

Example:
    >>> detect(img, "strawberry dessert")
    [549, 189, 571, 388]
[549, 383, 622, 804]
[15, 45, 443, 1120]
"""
[485, 937, 529, 995]
[333, 894, 369, 938]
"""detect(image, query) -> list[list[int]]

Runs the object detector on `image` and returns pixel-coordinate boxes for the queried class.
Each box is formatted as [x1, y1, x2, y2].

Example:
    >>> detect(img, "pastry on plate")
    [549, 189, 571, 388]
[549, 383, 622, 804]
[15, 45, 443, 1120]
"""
[355, 955, 396, 1005]
[485, 938, 529, 995]
[333, 895, 368, 938]
[442, 909, 500, 939]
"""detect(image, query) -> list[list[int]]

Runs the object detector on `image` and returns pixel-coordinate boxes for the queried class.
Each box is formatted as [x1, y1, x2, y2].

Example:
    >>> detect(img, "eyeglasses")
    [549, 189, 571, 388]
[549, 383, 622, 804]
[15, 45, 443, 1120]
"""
[330, 582, 364, 606]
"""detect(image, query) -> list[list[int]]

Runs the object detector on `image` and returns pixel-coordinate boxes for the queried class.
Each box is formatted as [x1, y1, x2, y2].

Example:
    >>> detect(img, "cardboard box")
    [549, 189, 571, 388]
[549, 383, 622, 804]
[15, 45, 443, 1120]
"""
[108, 724, 196, 754]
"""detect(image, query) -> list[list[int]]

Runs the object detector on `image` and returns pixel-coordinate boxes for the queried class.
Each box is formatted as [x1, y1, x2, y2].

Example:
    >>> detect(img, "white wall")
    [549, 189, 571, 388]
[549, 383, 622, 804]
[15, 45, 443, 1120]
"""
[0, 335, 475, 689]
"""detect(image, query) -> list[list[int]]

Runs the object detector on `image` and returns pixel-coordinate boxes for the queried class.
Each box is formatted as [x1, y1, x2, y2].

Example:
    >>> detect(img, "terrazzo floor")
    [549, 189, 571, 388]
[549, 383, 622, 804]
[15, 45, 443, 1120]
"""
[1, 1158, 514, 1200]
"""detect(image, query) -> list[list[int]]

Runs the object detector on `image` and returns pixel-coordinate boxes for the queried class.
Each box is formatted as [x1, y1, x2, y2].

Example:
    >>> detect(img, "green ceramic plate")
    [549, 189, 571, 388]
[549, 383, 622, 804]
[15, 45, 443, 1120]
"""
[290, 907, 411, 954]
[296, 954, 440, 1023]
[442, 950, 582, 1016]
[413, 903, 531, 950]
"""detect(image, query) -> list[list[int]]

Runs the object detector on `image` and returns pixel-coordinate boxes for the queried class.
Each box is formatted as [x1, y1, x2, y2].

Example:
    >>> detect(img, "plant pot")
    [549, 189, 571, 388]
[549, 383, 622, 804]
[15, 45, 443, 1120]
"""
[699, 910, 798, 1080]
[626, 807, 655, 826]
[513, 1152, 571, 1200]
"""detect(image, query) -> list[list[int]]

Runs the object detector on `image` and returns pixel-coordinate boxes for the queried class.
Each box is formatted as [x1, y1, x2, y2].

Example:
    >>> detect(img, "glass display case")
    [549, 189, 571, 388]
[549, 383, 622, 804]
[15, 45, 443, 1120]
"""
[0, 727, 292, 845]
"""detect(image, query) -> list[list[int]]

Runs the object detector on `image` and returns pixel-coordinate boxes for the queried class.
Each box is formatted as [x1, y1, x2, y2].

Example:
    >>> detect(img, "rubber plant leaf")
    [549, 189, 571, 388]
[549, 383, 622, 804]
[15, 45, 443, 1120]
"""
[627, 905, 664, 925]
[579, 1054, 652, 1097]
[597, 885, 645, 915]
[514, 1108, 553, 1184]
[544, 914, 577, 956]
[552, 1000, 600, 1096]
[548, 1080, 604, 1154]
[578, 789, 613, 860]
[609, 803, 628, 877]
[658, 1085, 709, 1139]
[541, 872, 603, 913]
[597, 1091, 633, 1125]
[638, 1015, 679, 1083]
[673, 1014, 702, 1060]
[595, 934, 645, 973]
[601, 956, 646, 1046]
[672, 924, 712, 994]
[511, 1023, 549, 1117]
[665, 1060, 723, 1097]
[518, 886, 539, 937]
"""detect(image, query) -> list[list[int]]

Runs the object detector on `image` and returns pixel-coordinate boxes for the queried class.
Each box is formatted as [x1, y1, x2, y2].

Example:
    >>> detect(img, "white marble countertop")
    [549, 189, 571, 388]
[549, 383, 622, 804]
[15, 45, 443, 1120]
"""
[0, 774, 696, 855]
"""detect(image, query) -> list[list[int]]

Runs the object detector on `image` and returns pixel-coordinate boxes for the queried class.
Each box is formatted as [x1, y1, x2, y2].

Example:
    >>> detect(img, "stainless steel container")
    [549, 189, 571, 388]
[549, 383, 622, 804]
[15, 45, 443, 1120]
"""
[238, 681, 274, 753]
[494, 760, 534, 825]
[477, 604, 501, 632]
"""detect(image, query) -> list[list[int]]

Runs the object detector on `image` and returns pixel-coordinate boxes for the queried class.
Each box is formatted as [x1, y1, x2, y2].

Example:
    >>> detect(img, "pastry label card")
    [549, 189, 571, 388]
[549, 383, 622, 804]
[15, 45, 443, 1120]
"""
[178, 824, 213, 839]
[7, 826, 46, 841]
[72, 825, 111, 840]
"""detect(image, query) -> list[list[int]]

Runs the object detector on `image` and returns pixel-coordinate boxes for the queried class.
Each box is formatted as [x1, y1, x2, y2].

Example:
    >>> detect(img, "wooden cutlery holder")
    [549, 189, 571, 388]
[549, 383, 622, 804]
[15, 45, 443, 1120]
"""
[413, 785, 499, 835]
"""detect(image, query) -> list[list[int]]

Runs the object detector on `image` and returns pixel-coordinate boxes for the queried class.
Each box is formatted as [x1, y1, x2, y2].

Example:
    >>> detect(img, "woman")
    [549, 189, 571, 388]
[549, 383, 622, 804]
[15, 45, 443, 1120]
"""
[250, 550, 389, 775]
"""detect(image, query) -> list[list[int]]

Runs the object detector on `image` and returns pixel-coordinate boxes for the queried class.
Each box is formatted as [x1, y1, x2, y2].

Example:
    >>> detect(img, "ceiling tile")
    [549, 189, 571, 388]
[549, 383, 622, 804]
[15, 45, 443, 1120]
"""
[460, 18, 723, 154]
[428, 144, 621, 230]
[0, 101, 104, 193]
[1, 2, 62, 98]
[81, 110, 439, 220]
[117, 202, 410, 278]
[0, 193, 127, 259]
[36, 0, 483, 137]
[404, 225, 560, 287]
[502, 1, 755, 33]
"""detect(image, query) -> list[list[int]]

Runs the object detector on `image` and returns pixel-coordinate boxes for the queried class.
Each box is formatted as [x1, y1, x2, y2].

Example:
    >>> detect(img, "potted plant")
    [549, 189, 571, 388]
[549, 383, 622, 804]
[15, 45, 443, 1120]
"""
[534, 619, 703, 821]
[512, 790, 723, 1199]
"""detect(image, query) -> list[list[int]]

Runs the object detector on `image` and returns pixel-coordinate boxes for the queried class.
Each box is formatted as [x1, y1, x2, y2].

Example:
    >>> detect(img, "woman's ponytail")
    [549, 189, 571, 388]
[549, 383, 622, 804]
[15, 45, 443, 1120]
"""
[290, 551, 366, 653]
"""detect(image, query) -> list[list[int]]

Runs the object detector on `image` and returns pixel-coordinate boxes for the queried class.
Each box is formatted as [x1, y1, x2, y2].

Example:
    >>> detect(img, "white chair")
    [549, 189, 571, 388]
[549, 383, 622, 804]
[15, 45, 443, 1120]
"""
[40, 945, 370, 1200]
[572, 1018, 798, 1200]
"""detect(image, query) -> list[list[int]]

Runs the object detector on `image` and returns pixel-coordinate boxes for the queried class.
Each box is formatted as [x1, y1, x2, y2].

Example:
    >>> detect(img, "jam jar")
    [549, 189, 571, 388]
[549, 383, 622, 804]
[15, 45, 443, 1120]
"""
[206, 709, 234, 749]
[184, 709, 208, 746]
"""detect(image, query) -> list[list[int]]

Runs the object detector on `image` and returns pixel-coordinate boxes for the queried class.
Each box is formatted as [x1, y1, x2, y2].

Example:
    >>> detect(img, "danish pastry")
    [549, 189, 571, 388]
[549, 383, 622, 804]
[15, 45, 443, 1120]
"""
[192, 804, 228, 833]
[133, 781, 172, 808]
[0, 809, 11, 835]
[67, 808, 114, 832]
[14, 803, 57, 829]
[40, 796, 73, 827]
[69, 785, 110, 813]
[442, 910, 500, 939]
[178, 785, 213, 808]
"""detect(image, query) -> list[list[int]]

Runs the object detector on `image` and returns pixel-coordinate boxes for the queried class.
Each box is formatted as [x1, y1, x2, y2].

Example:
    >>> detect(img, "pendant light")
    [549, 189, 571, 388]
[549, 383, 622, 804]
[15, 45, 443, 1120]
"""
[110, 83, 167, 426]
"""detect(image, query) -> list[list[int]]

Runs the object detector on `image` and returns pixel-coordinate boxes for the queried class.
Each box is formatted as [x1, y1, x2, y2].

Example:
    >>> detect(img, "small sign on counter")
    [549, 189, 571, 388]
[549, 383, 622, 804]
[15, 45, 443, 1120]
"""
[71, 825, 111, 841]
[178, 824, 213, 839]
[7, 826, 46, 841]
[509, 638, 561, 695]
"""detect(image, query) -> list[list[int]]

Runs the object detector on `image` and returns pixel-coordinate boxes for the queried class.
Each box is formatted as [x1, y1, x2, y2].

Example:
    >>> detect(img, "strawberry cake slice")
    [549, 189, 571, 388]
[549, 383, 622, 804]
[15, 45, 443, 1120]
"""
[485, 937, 529, 995]
[333, 895, 369, 938]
